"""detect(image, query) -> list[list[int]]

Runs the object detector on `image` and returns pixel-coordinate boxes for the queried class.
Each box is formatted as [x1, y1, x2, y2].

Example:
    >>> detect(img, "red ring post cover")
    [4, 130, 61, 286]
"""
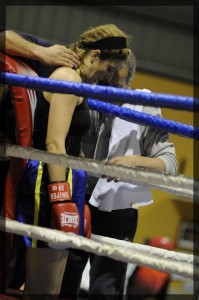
[0, 52, 38, 219]
[0, 53, 37, 219]
[0, 52, 38, 148]
[0, 52, 38, 290]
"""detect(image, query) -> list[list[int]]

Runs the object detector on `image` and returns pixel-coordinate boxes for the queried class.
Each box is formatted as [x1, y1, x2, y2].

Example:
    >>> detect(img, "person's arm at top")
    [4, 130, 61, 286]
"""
[0, 29, 80, 68]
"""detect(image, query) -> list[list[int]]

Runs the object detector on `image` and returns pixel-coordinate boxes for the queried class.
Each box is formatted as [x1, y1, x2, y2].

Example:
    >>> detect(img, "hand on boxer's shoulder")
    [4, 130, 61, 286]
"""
[38, 44, 80, 68]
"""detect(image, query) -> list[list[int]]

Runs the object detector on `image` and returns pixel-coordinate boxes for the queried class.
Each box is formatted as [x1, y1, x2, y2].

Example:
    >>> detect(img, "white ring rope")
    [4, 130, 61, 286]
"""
[91, 234, 198, 266]
[0, 217, 197, 279]
[1, 142, 197, 199]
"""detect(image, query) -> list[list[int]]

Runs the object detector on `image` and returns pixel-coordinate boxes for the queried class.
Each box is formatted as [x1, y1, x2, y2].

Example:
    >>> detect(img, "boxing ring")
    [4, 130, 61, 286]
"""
[0, 62, 198, 296]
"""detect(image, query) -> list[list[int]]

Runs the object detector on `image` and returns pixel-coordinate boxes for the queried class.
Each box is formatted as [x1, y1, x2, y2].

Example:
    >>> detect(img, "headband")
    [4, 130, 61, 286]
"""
[80, 37, 127, 50]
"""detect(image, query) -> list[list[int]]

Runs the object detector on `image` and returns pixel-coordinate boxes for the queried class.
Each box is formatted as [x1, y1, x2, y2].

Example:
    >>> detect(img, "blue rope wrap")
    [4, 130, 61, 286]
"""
[88, 99, 199, 140]
[0, 72, 198, 111]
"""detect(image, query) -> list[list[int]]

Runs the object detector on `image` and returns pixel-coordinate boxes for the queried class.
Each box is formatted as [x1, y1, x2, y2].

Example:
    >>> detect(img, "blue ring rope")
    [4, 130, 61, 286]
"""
[88, 99, 199, 140]
[0, 72, 198, 112]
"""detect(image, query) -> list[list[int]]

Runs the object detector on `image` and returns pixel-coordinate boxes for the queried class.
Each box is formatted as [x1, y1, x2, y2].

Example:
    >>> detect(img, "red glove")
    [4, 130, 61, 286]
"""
[84, 204, 91, 238]
[48, 181, 80, 235]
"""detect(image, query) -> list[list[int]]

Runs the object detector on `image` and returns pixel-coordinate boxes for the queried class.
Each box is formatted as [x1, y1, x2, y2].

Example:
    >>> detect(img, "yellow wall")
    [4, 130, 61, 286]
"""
[130, 71, 194, 245]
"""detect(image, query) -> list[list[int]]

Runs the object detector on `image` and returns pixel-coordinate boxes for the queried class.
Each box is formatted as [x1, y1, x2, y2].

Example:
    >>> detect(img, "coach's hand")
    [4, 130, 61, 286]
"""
[38, 44, 80, 68]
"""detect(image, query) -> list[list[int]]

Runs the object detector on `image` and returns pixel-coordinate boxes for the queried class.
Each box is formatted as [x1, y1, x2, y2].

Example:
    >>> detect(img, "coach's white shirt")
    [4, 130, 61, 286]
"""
[89, 104, 153, 212]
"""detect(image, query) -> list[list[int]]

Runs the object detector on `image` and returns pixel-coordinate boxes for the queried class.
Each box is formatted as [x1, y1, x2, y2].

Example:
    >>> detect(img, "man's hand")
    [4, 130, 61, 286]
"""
[108, 156, 140, 167]
[38, 44, 80, 68]
[104, 155, 140, 182]
[103, 155, 165, 182]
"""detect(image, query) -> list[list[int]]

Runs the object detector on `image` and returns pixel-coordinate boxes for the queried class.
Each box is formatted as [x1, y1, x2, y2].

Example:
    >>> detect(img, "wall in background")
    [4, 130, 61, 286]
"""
[5, 5, 193, 81]
[131, 71, 194, 246]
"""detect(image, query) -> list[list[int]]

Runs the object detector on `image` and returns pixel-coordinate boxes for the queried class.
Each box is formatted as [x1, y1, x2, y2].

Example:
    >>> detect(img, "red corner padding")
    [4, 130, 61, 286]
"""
[0, 52, 38, 148]
[0, 52, 38, 220]
[0, 52, 39, 290]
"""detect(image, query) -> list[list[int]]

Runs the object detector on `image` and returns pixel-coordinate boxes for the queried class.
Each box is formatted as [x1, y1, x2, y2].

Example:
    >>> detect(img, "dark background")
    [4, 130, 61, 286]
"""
[5, 5, 194, 82]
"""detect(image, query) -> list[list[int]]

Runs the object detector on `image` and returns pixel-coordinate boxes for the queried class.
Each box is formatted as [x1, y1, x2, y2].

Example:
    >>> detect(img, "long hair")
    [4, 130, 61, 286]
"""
[67, 24, 132, 70]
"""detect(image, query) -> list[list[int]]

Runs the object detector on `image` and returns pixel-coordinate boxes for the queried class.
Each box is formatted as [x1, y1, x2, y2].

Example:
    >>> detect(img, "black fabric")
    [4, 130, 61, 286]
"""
[0, 160, 10, 212]
[89, 205, 138, 241]
[81, 37, 127, 50]
[8, 237, 26, 289]
[0, 88, 16, 144]
[59, 249, 89, 299]
[89, 255, 127, 300]
[60, 203, 138, 299]
[88, 205, 138, 300]
[33, 95, 90, 157]
[81, 110, 100, 159]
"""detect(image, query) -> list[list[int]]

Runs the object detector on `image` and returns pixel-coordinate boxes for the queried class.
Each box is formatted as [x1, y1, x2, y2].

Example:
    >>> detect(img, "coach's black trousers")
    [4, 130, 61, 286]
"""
[60, 204, 138, 300]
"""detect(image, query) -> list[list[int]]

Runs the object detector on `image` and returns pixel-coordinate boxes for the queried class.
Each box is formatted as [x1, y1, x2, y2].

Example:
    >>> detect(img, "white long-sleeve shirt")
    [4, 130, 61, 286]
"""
[82, 104, 178, 211]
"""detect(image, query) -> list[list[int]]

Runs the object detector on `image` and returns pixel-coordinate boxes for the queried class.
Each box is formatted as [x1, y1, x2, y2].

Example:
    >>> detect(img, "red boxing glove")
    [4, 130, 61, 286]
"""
[48, 181, 80, 235]
[84, 204, 91, 238]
